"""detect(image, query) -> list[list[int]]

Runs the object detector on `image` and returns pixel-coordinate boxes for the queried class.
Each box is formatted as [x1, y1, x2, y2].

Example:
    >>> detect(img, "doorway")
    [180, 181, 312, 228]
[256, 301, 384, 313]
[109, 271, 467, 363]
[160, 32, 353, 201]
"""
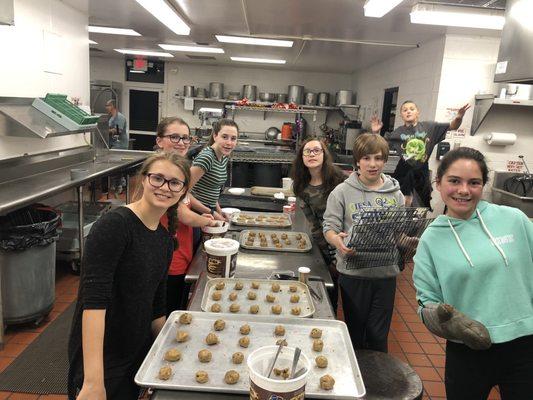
[380, 87, 398, 135]
[127, 88, 162, 150]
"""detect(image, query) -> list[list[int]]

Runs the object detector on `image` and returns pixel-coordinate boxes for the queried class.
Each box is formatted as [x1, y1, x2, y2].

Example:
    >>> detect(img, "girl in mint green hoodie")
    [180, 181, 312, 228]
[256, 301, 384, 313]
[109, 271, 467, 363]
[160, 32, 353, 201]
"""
[413, 147, 533, 399]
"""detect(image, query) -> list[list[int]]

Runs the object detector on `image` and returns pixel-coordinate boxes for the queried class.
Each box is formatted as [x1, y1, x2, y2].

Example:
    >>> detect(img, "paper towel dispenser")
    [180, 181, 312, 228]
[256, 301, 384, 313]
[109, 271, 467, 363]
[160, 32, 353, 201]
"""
[494, 0, 533, 84]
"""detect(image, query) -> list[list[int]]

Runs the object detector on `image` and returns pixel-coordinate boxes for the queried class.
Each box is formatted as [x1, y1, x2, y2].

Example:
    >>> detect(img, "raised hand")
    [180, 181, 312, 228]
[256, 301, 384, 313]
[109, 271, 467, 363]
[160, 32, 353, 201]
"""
[370, 115, 383, 134]
[456, 103, 471, 118]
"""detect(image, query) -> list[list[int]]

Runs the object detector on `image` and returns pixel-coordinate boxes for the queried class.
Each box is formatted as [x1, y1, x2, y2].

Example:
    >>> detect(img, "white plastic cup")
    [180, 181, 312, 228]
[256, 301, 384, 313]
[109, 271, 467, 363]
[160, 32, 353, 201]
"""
[248, 345, 310, 400]
[204, 238, 239, 278]
[282, 177, 293, 190]
[298, 266, 311, 284]
[201, 221, 229, 245]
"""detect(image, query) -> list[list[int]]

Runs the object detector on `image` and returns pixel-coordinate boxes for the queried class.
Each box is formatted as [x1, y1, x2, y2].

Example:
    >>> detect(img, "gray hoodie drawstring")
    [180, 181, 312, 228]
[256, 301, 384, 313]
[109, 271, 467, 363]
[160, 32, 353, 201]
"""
[447, 219, 474, 267]
[476, 209, 509, 267]
[447, 210, 510, 268]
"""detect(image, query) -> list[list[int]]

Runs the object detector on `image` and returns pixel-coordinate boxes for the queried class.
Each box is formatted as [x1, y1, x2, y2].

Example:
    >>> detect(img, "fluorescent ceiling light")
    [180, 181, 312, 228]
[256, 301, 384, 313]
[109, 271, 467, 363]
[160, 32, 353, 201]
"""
[215, 35, 293, 48]
[88, 39, 98, 44]
[129, 70, 145, 74]
[135, 0, 190, 35]
[158, 44, 224, 53]
[364, 0, 404, 18]
[410, 2, 505, 30]
[231, 57, 286, 64]
[114, 49, 174, 57]
[88, 26, 141, 36]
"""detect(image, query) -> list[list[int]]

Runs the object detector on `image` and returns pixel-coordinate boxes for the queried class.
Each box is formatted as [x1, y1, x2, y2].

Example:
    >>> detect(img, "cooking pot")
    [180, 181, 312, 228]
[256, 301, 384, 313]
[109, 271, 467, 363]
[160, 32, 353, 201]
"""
[276, 93, 287, 103]
[265, 126, 280, 140]
[304, 92, 317, 106]
[227, 91, 241, 100]
[336, 90, 353, 106]
[183, 85, 195, 97]
[196, 88, 207, 98]
[242, 85, 257, 101]
[209, 82, 224, 99]
[259, 92, 275, 102]
[318, 92, 330, 106]
[287, 85, 304, 104]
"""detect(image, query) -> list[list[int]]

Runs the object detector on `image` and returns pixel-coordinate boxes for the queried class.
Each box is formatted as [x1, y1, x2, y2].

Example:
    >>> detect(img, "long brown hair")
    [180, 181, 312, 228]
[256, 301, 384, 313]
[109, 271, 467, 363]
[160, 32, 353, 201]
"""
[291, 137, 344, 198]
[207, 118, 239, 146]
[138, 152, 191, 250]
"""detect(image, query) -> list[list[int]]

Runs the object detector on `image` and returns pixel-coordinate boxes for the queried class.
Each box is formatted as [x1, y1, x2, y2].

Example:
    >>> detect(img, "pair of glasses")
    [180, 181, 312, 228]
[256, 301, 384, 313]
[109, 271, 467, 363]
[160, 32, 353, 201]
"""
[146, 173, 185, 192]
[303, 148, 323, 157]
[163, 134, 192, 144]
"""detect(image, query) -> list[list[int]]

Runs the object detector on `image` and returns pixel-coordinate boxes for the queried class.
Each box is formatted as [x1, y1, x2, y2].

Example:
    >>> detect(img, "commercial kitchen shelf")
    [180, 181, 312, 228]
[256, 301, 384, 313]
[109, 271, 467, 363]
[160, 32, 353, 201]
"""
[471, 94, 533, 135]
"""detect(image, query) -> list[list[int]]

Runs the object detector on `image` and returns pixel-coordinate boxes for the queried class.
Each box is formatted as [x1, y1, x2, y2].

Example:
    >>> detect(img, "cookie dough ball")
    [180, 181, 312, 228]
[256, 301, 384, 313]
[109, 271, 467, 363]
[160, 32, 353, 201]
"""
[164, 348, 181, 362]
[198, 349, 212, 363]
[281, 233, 288, 240]
[158, 365, 172, 380]
[274, 367, 290, 379]
[179, 313, 192, 324]
[206, 333, 219, 345]
[285, 239, 292, 245]
[213, 319, 226, 331]
[195, 370, 209, 383]
[298, 242, 307, 250]
[215, 281, 225, 290]
[229, 303, 240, 313]
[295, 234, 303, 240]
[274, 325, 285, 336]
[275, 243, 283, 249]
[228, 292, 238, 301]
[291, 306, 301, 315]
[239, 336, 250, 348]
[211, 303, 221, 313]
[260, 241, 267, 247]
[234, 281, 243, 290]
[316, 355, 328, 368]
[290, 294, 300, 303]
[212, 291, 222, 301]
[289, 285, 298, 292]
[271, 283, 281, 292]
[271, 305, 282, 314]
[176, 331, 189, 343]
[310, 328, 322, 338]
[276, 338, 288, 346]
[232, 352, 244, 364]
[266, 294, 276, 303]
[240, 324, 251, 335]
[251, 281, 260, 289]
[320, 374, 335, 390]
[249, 304, 259, 314]
[247, 291, 257, 300]
[224, 370, 240, 385]
[313, 339, 324, 352]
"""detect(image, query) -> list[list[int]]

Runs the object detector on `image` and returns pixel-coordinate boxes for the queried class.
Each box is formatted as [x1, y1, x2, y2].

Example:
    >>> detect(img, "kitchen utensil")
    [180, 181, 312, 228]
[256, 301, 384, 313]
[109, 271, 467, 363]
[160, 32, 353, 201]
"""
[239, 230, 312, 253]
[289, 347, 301, 379]
[195, 88, 207, 98]
[135, 311, 367, 397]
[259, 92, 275, 102]
[227, 91, 241, 100]
[265, 126, 280, 140]
[209, 82, 224, 99]
[287, 85, 304, 104]
[183, 85, 195, 97]
[242, 84, 257, 101]
[318, 92, 330, 106]
[336, 90, 353, 106]
[304, 92, 317, 106]
[267, 341, 285, 378]
[276, 93, 287, 103]
[250, 186, 294, 197]
[293, 367, 307, 378]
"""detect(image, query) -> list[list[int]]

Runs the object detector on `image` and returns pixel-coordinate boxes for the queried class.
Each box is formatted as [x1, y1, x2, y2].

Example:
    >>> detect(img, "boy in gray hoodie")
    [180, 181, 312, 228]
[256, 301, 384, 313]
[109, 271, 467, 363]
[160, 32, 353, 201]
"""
[324, 133, 404, 352]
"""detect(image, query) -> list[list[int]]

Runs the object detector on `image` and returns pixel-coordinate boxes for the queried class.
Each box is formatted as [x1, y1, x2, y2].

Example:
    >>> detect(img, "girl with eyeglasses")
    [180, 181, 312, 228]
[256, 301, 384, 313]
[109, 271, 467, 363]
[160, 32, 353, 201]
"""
[68, 152, 190, 400]
[155, 117, 218, 314]
[291, 138, 345, 312]
[189, 119, 239, 221]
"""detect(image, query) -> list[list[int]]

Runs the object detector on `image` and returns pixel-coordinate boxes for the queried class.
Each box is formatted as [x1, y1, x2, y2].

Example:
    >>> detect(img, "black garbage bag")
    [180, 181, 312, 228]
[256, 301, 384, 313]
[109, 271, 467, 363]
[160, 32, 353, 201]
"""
[0, 205, 60, 251]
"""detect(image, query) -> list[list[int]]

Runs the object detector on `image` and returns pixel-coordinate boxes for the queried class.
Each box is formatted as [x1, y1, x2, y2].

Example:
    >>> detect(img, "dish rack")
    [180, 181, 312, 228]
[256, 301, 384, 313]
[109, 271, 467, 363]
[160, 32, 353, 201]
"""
[32, 93, 99, 130]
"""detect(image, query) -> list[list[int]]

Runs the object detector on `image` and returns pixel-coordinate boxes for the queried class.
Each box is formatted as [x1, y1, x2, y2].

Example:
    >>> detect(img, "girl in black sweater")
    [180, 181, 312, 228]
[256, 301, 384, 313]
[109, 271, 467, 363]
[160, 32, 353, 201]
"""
[68, 152, 190, 400]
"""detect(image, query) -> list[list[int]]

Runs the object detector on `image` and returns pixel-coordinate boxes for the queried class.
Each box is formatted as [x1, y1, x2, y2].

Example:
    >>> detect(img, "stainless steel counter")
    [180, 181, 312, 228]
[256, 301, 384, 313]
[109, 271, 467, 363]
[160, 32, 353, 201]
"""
[185, 203, 333, 288]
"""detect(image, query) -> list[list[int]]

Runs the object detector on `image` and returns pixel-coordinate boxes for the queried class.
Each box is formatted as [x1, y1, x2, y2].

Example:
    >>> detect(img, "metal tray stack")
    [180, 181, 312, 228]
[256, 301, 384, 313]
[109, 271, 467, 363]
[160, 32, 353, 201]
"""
[231, 211, 292, 228]
[201, 278, 315, 318]
[135, 311, 366, 399]
[239, 230, 312, 252]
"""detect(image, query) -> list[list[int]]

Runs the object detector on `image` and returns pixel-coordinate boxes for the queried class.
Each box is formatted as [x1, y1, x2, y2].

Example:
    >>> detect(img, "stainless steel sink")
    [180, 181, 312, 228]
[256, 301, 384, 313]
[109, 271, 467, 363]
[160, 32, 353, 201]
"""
[492, 171, 533, 217]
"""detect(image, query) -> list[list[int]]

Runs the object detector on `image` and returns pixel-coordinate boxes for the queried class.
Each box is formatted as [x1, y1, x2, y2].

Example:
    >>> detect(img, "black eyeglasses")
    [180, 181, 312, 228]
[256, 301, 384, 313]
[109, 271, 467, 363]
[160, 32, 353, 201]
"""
[302, 148, 323, 157]
[145, 173, 185, 192]
[163, 134, 192, 144]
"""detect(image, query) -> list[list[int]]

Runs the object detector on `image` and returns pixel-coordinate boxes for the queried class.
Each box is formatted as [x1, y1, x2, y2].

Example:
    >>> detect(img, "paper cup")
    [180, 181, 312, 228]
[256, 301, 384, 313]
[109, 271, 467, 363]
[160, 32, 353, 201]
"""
[248, 345, 310, 400]
[282, 177, 293, 190]
[204, 238, 239, 278]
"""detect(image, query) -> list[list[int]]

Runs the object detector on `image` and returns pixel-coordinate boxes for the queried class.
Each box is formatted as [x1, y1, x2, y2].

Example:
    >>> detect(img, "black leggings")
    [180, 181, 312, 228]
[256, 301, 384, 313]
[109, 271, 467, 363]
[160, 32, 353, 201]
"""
[166, 274, 190, 316]
[445, 334, 533, 400]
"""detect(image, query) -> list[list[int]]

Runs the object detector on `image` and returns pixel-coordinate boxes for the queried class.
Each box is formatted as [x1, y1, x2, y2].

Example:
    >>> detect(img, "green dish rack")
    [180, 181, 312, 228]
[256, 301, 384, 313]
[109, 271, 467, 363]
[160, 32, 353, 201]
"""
[32, 93, 99, 130]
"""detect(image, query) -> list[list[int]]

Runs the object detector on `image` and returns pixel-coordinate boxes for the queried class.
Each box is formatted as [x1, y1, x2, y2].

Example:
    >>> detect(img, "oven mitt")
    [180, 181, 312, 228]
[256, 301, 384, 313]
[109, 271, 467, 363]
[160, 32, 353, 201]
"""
[421, 303, 492, 350]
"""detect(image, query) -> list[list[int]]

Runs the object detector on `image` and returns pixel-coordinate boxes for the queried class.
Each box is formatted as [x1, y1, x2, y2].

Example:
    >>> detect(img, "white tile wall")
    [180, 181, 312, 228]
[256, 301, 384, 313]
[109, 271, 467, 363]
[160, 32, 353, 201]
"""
[0, 0, 90, 160]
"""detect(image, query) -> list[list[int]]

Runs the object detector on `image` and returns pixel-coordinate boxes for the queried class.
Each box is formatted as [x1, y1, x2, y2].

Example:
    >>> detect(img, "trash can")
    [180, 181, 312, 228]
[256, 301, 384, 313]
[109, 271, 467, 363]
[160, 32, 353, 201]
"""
[0, 205, 60, 325]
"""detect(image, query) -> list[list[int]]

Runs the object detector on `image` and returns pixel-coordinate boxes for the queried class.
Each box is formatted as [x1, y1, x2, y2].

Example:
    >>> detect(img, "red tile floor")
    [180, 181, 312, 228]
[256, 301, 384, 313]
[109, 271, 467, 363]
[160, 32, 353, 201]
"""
[0, 263, 501, 399]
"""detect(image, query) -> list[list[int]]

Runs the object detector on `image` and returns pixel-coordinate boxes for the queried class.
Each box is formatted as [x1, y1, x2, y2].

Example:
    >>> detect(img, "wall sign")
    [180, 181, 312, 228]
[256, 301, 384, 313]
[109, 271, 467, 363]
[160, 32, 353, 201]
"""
[506, 160, 524, 172]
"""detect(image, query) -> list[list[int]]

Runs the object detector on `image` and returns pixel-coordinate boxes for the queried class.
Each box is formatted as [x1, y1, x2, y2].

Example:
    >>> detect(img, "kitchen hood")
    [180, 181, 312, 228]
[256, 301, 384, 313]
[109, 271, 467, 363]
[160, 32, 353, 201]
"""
[494, 0, 533, 84]
[0, 97, 95, 139]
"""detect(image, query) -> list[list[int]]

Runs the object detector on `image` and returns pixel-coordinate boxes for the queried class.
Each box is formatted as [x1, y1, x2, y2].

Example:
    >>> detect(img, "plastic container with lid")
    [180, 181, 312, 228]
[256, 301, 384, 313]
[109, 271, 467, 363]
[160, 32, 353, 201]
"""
[204, 238, 240, 278]
[201, 221, 229, 245]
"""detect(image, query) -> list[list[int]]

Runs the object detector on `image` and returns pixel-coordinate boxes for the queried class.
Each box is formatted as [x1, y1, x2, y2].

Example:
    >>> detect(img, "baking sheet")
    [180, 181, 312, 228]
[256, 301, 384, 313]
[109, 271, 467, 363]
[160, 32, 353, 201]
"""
[239, 230, 312, 253]
[231, 211, 292, 228]
[135, 311, 366, 399]
[201, 278, 315, 318]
